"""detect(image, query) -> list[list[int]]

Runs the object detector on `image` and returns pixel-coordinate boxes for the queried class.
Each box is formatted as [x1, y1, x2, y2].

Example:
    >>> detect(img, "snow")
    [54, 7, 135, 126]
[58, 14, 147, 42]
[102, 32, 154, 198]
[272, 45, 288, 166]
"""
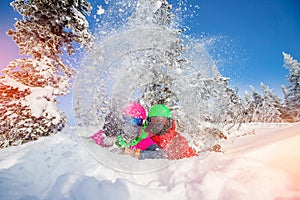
[154, 1, 163, 12]
[0, 123, 300, 199]
[25, 86, 62, 124]
[2, 75, 62, 124]
[2, 76, 29, 91]
[97, 5, 105, 15]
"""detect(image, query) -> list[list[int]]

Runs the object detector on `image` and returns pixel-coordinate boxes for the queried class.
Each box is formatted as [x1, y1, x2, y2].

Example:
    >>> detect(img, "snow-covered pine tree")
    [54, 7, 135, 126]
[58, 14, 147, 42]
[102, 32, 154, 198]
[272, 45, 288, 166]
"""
[260, 82, 283, 123]
[282, 52, 300, 122]
[0, 0, 92, 148]
[281, 85, 294, 122]
[129, 0, 186, 111]
[192, 76, 242, 125]
[242, 90, 256, 123]
[222, 84, 244, 130]
[249, 85, 264, 122]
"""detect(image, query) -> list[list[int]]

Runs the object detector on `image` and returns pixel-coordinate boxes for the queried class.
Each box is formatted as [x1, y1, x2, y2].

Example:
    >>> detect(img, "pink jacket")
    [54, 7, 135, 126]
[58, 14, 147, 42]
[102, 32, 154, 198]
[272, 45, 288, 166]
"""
[90, 130, 156, 150]
[90, 130, 105, 147]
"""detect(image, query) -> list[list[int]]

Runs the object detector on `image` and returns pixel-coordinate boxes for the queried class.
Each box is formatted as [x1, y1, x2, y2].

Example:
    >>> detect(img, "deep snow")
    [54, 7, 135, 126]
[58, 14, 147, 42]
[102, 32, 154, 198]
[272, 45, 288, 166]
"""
[0, 123, 299, 200]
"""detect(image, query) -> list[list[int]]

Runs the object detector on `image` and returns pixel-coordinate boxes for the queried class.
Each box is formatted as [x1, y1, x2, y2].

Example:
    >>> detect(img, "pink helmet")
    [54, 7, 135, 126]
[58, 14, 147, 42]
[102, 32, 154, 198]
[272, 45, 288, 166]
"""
[121, 102, 146, 119]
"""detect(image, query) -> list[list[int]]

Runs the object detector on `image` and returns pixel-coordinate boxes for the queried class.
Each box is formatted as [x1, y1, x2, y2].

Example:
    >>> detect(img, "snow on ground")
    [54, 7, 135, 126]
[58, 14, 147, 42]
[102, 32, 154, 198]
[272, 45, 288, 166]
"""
[0, 123, 300, 200]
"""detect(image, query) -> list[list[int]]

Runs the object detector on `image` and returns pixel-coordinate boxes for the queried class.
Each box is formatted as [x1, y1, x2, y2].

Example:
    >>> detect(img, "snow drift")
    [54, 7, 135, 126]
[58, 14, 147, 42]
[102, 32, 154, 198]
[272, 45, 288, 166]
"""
[0, 123, 299, 200]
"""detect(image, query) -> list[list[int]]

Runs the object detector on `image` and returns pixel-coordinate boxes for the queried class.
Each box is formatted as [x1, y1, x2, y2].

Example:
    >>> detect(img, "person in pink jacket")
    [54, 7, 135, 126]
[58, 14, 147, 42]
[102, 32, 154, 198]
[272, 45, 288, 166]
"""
[90, 102, 166, 159]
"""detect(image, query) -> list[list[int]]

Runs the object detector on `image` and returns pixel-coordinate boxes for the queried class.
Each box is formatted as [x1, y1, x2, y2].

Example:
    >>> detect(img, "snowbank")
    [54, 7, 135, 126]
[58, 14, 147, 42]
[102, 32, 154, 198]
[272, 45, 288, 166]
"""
[223, 122, 300, 187]
[0, 123, 299, 200]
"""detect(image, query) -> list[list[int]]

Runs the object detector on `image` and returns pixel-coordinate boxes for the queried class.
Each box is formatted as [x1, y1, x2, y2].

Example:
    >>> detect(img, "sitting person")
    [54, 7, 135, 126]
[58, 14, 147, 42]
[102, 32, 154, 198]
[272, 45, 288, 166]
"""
[145, 104, 198, 160]
[90, 102, 166, 159]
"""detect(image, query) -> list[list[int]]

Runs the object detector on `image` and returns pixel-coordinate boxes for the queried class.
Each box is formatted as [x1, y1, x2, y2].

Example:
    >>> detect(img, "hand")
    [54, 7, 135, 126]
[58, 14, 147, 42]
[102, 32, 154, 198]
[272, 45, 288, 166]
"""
[123, 148, 140, 158]
[123, 148, 132, 155]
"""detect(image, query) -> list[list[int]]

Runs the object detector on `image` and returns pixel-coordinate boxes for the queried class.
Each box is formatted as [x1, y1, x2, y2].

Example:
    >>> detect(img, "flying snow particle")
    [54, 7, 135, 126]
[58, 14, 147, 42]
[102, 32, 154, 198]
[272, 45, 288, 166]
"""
[156, 1, 163, 9]
[97, 6, 105, 15]
[153, 1, 162, 13]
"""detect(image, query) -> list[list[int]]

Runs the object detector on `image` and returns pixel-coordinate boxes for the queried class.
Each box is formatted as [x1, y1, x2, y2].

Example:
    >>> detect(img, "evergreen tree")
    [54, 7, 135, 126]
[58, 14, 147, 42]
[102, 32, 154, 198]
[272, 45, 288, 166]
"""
[249, 85, 264, 122]
[242, 90, 256, 123]
[223, 85, 244, 129]
[281, 85, 293, 122]
[282, 52, 300, 121]
[0, 0, 92, 147]
[260, 82, 283, 122]
[241, 84, 283, 123]
[129, 0, 187, 111]
[192, 76, 242, 125]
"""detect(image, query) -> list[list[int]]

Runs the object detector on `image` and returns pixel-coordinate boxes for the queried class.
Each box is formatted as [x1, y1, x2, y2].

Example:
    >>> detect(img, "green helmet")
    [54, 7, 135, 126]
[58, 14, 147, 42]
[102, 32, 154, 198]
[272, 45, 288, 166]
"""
[148, 104, 172, 118]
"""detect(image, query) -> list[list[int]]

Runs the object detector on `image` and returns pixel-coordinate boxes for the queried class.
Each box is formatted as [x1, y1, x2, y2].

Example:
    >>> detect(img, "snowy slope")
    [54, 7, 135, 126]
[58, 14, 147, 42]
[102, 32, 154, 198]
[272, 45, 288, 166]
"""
[223, 123, 300, 187]
[0, 123, 299, 200]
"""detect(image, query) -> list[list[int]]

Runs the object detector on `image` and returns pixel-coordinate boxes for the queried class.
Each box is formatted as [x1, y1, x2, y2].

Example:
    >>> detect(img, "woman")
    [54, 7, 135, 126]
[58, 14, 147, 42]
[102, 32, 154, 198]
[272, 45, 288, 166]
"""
[90, 102, 166, 159]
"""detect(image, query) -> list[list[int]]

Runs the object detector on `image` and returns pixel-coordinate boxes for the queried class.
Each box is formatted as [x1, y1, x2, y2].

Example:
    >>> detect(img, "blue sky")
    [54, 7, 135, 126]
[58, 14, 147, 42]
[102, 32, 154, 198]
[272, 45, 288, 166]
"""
[1, 0, 299, 94]
[1, 0, 300, 123]
[190, 0, 300, 95]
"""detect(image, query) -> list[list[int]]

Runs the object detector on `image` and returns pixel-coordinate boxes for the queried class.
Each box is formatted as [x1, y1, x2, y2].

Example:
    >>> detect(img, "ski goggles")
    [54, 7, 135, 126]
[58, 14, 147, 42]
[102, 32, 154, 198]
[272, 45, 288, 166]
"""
[147, 116, 171, 125]
[122, 116, 144, 126]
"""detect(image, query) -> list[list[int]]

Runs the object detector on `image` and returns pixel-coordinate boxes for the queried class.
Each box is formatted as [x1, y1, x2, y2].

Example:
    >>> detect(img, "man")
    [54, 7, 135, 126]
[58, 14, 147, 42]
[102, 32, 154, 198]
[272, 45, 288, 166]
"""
[146, 104, 197, 160]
